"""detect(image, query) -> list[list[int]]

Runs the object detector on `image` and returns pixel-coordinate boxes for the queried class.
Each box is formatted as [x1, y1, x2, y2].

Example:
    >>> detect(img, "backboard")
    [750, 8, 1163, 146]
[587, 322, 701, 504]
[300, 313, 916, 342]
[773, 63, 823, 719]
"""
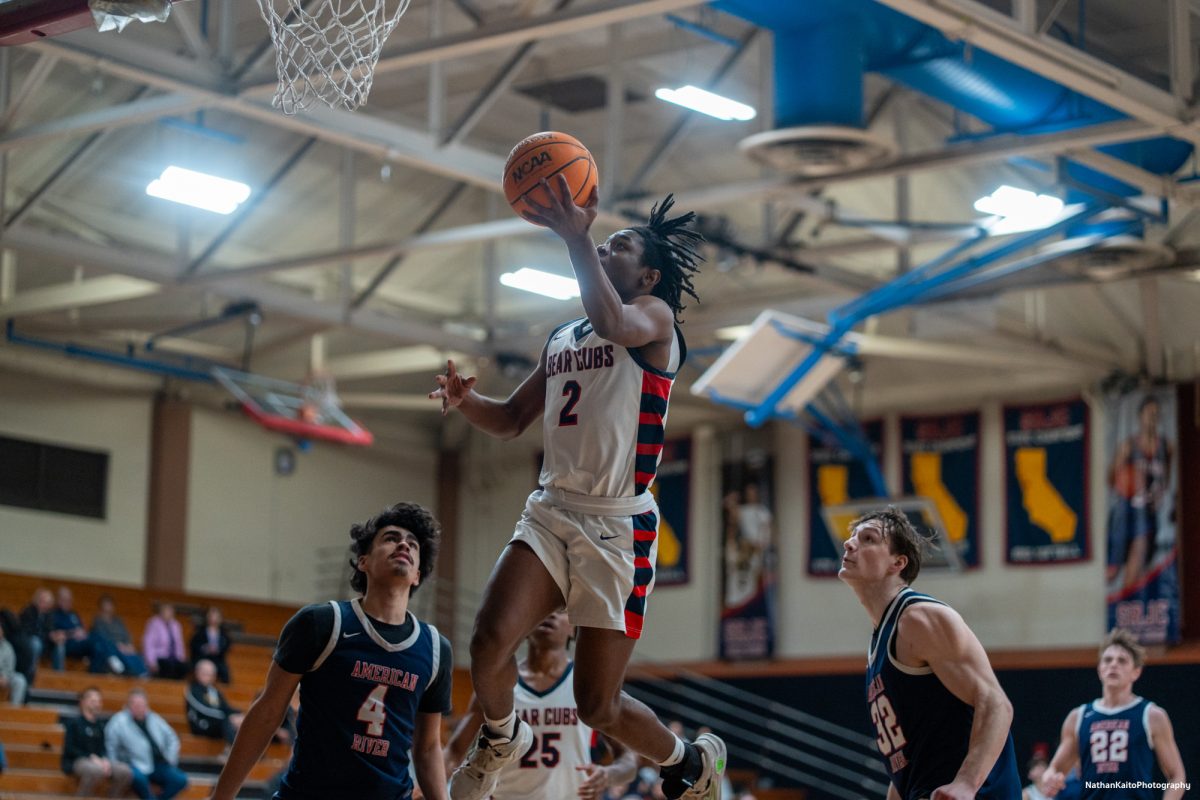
[690, 310, 849, 419]
[211, 366, 373, 447]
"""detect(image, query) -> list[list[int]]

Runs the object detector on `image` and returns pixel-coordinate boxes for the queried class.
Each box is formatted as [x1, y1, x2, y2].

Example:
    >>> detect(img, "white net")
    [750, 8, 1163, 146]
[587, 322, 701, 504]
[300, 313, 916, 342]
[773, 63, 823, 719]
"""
[255, 0, 413, 115]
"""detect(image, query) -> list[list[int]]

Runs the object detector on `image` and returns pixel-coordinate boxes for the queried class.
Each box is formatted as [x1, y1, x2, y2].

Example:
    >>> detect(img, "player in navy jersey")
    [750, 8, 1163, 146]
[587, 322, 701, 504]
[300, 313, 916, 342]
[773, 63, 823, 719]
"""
[209, 502, 452, 800]
[430, 177, 724, 800]
[839, 507, 1020, 800]
[1041, 629, 1184, 800]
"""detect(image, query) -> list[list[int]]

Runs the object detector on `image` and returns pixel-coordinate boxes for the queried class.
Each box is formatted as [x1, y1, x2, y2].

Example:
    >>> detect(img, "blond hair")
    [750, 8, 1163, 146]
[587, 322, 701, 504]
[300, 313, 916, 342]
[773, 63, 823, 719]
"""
[1100, 628, 1145, 668]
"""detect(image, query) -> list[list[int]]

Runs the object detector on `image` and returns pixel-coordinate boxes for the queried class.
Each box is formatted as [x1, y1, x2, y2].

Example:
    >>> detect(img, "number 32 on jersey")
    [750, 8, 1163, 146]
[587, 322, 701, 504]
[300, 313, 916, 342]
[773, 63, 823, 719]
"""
[871, 694, 909, 772]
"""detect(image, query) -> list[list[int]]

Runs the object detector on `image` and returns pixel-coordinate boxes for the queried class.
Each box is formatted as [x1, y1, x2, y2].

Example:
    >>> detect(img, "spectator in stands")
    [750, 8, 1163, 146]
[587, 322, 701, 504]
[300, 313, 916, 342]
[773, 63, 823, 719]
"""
[105, 687, 188, 800]
[91, 595, 148, 677]
[62, 686, 134, 797]
[0, 623, 28, 705]
[143, 603, 188, 680]
[189, 606, 232, 684]
[185, 659, 243, 743]
[18, 587, 54, 682]
[51, 587, 94, 671]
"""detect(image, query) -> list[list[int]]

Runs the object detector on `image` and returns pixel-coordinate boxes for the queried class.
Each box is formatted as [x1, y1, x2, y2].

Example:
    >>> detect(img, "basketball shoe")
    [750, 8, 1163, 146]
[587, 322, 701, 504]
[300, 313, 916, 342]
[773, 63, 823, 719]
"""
[448, 719, 534, 800]
[662, 733, 727, 800]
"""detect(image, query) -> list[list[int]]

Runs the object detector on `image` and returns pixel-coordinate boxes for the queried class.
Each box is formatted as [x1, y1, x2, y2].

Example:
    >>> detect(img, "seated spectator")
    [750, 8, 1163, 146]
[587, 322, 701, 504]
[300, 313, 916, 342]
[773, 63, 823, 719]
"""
[62, 686, 134, 797]
[0, 624, 28, 705]
[185, 659, 243, 743]
[105, 687, 188, 800]
[17, 587, 54, 682]
[189, 606, 232, 684]
[51, 586, 94, 671]
[143, 603, 187, 680]
[90, 595, 148, 677]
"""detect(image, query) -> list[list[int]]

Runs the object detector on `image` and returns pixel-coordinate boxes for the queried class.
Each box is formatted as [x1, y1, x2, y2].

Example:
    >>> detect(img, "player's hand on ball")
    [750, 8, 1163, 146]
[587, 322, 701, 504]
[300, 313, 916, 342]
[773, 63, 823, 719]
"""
[429, 359, 477, 415]
[930, 780, 977, 800]
[522, 174, 598, 238]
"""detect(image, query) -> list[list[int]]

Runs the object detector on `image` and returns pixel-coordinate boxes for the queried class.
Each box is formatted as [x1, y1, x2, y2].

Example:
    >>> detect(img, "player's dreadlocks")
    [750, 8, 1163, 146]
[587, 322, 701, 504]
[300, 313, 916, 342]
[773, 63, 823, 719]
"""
[631, 194, 704, 322]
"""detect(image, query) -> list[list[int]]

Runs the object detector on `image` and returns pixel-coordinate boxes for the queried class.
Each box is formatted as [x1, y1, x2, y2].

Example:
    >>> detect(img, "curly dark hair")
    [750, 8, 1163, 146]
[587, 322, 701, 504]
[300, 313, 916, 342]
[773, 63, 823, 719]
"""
[348, 502, 441, 595]
[630, 194, 704, 322]
[850, 506, 930, 584]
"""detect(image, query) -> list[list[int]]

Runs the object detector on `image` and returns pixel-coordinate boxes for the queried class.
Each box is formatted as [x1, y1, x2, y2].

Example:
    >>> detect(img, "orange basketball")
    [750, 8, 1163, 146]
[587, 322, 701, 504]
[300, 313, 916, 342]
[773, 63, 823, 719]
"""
[502, 131, 598, 224]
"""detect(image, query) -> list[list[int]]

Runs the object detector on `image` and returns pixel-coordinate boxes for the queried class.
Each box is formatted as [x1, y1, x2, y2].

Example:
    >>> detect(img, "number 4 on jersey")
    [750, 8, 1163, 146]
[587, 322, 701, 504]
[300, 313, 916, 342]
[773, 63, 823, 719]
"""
[357, 684, 388, 736]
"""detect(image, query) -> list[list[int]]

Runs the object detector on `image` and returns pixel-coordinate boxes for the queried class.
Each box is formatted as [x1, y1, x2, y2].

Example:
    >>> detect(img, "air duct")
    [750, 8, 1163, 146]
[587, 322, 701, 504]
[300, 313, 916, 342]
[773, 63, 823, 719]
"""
[715, 0, 1191, 239]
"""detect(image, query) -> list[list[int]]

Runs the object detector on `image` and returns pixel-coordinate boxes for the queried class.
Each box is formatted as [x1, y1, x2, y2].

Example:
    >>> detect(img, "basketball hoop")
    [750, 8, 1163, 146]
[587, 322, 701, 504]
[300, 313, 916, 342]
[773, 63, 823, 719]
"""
[255, 0, 412, 115]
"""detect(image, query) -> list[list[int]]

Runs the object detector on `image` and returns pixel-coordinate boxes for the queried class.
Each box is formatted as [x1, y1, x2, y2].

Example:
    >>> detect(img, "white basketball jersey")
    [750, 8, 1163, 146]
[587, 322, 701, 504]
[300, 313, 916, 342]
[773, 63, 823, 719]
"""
[539, 317, 683, 499]
[493, 662, 593, 800]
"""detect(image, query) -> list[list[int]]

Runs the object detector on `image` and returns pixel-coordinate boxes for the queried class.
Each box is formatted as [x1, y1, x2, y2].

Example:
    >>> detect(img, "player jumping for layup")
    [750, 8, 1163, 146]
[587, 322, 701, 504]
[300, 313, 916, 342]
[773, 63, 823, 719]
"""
[431, 176, 723, 800]
[1040, 629, 1185, 800]
[839, 507, 1021, 800]
[210, 503, 452, 800]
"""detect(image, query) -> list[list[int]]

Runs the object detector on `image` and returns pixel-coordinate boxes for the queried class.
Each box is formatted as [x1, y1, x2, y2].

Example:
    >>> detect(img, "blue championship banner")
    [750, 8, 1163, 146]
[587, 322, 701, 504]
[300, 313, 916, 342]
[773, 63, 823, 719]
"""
[1104, 388, 1180, 644]
[1004, 400, 1089, 564]
[651, 438, 690, 587]
[901, 412, 981, 568]
[807, 420, 884, 576]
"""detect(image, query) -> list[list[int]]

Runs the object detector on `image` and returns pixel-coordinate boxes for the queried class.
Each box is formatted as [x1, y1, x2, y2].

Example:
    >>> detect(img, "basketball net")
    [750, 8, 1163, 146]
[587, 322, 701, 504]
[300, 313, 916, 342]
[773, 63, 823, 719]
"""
[255, 0, 412, 115]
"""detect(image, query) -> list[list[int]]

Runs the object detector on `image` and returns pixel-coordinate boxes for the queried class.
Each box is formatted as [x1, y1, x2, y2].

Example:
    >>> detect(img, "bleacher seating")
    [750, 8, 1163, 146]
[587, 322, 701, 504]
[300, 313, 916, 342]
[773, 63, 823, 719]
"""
[0, 572, 298, 799]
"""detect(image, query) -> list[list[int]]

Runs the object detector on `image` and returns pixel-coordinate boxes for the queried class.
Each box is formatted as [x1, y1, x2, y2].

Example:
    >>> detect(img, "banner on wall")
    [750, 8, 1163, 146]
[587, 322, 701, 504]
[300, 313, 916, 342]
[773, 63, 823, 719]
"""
[651, 438, 691, 587]
[1104, 388, 1180, 644]
[807, 420, 884, 576]
[900, 412, 981, 568]
[1004, 400, 1089, 564]
[720, 438, 776, 660]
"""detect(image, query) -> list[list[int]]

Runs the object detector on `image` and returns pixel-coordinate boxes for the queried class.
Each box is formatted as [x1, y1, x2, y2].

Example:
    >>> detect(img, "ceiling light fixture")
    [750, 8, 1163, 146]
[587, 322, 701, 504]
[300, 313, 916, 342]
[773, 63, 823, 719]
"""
[146, 166, 251, 215]
[974, 185, 1064, 235]
[654, 85, 756, 121]
[499, 268, 581, 300]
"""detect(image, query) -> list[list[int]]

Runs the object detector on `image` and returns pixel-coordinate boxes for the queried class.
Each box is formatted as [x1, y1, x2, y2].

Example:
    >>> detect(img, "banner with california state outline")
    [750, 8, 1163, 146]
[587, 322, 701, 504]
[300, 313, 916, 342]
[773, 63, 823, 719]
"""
[1004, 400, 1089, 564]
[807, 419, 885, 577]
[901, 412, 981, 568]
[650, 438, 690, 587]
[1104, 388, 1180, 645]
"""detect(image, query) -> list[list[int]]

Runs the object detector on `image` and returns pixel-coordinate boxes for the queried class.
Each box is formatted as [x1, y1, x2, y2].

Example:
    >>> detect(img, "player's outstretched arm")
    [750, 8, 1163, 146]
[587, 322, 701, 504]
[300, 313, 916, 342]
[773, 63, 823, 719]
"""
[523, 175, 674, 349]
[209, 662, 301, 800]
[1149, 706, 1186, 800]
[429, 353, 547, 440]
[1041, 708, 1080, 797]
[443, 695, 484, 775]
[897, 604, 1013, 800]
[413, 711, 449, 800]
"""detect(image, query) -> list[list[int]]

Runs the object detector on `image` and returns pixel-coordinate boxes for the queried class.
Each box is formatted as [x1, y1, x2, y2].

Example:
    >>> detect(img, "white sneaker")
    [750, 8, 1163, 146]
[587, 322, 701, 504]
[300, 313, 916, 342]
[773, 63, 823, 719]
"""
[108, 655, 125, 674]
[448, 719, 533, 800]
[678, 733, 727, 800]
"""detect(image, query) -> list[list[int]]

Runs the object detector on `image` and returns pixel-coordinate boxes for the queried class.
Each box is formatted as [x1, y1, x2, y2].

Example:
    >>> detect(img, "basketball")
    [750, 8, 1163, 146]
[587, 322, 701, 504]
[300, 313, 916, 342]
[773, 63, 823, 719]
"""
[502, 131, 598, 223]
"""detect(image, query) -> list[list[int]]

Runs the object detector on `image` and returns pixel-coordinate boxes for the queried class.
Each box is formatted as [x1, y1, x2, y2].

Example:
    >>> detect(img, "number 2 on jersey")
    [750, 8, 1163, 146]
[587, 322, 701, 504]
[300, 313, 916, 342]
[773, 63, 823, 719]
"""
[558, 381, 581, 426]
[357, 684, 388, 736]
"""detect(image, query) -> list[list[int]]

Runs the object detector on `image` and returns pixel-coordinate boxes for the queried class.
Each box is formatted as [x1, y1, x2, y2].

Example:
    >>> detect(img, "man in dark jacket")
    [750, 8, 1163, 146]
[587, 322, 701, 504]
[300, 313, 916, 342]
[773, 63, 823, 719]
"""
[185, 659, 243, 743]
[62, 687, 134, 797]
[17, 588, 54, 683]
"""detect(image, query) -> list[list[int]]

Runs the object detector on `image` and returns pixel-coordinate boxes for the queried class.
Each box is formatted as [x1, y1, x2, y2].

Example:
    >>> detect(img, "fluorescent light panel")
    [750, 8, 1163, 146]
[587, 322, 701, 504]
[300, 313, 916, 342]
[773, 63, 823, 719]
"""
[146, 166, 251, 215]
[654, 85, 756, 121]
[500, 268, 580, 300]
[974, 185, 1064, 235]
